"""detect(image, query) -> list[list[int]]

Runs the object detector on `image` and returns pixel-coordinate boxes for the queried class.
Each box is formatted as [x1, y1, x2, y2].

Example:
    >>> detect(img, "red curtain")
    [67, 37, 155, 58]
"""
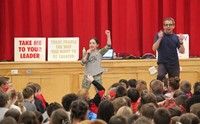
[0, 0, 200, 61]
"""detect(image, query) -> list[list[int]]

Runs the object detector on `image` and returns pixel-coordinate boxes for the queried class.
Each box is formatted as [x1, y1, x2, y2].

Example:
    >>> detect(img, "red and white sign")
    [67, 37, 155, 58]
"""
[14, 38, 46, 61]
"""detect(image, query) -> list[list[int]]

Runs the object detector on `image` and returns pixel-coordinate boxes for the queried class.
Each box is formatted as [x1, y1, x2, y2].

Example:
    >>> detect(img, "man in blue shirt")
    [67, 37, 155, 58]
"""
[152, 17, 185, 81]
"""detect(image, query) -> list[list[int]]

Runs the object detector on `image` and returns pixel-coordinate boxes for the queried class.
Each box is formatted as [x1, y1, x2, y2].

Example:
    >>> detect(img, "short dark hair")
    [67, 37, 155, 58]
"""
[50, 109, 70, 124]
[193, 82, 200, 94]
[190, 103, 200, 119]
[26, 84, 37, 93]
[119, 79, 128, 89]
[174, 95, 188, 108]
[154, 107, 171, 124]
[90, 38, 99, 44]
[0, 117, 17, 124]
[180, 113, 200, 124]
[22, 87, 34, 99]
[140, 103, 156, 119]
[134, 116, 152, 124]
[127, 114, 139, 124]
[168, 77, 180, 90]
[34, 111, 43, 123]
[128, 79, 137, 88]
[127, 88, 140, 102]
[62, 93, 78, 111]
[46, 102, 62, 117]
[4, 108, 20, 122]
[180, 81, 191, 93]
[138, 90, 158, 111]
[97, 100, 114, 123]
[108, 115, 128, 124]
[115, 85, 127, 98]
[33, 83, 41, 93]
[0, 92, 9, 107]
[70, 99, 88, 122]
[168, 106, 182, 117]
[18, 111, 39, 124]
[0, 76, 7, 85]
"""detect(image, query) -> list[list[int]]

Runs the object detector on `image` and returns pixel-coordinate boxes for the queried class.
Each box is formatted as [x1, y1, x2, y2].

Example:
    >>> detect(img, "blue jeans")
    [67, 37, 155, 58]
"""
[157, 63, 180, 81]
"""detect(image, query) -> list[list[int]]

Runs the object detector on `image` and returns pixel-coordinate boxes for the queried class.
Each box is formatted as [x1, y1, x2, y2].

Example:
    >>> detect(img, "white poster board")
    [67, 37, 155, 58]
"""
[48, 37, 79, 61]
[156, 34, 189, 59]
[14, 38, 46, 61]
[177, 34, 189, 59]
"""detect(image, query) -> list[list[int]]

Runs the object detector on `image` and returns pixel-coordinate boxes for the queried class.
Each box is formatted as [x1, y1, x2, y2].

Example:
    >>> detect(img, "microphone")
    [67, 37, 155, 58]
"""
[86, 53, 90, 60]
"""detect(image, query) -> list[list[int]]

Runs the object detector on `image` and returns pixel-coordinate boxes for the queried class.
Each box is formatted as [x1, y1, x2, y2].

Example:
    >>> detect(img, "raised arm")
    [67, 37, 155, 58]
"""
[105, 30, 111, 46]
[152, 30, 163, 51]
[178, 34, 185, 54]
[86, 75, 105, 91]
[86, 75, 105, 107]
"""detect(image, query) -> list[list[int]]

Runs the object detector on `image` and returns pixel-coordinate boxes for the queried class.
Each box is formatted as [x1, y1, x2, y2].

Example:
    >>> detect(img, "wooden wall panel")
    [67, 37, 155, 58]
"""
[1, 59, 200, 103]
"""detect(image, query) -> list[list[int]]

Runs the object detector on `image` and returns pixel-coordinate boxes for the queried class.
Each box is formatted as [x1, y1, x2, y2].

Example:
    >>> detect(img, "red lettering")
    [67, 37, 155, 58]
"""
[34, 40, 42, 45]
[27, 47, 42, 52]
[19, 40, 32, 45]
[20, 53, 40, 58]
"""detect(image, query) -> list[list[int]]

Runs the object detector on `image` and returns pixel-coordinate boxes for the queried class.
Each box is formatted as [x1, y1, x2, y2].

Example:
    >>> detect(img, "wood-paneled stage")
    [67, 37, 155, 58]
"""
[0, 59, 200, 103]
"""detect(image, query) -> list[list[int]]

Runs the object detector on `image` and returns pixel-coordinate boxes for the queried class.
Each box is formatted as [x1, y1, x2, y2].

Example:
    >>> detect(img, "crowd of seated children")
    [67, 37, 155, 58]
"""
[1, 75, 200, 124]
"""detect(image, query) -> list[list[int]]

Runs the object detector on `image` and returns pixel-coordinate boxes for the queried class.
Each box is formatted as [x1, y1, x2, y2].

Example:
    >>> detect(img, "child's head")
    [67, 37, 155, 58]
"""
[173, 89, 184, 98]
[15, 92, 25, 113]
[26, 83, 37, 94]
[106, 87, 116, 101]
[136, 82, 147, 95]
[137, 79, 147, 85]
[150, 79, 164, 94]
[174, 95, 188, 112]
[70, 99, 89, 122]
[18, 111, 39, 124]
[115, 85, 127, 98]
[180, 81, 191, 93]
[22, 87, 34, 101]
[4, 108, 21, 122]
[33, 83, 41, 94]
[112, 97, 128, 114]
[140, 103, 157, 119]
[179, 113, 200, 124]
[50, 108, 69, 124]
[46, 102, 63, 117]
[97, 100, 114, 123]
[128, 79, 137, 88]
[190, 103, 200, 119]
[168, 77, 180, 91]
[0, 92, 9, 107]
[0, 76, 11, 92]
[62, 93, 78, 111]
[119, 79, 128, 89]
[108, 115, 128, 124]
[127, 88, 140, 102]
[162, 77, 169, 94]
[89, 38, 99, 51]
[193, 82, 200, 95]
[138, 90, 158, 111]
[154, 107, 171, 124]
[116, 106, 133, 117]
[168, 106, 182, 117]
[7, 88, 17, 103]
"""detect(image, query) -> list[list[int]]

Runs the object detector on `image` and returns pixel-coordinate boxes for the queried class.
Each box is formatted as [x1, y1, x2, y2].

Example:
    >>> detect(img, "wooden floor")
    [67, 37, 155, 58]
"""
[0, 58, 200, 103]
